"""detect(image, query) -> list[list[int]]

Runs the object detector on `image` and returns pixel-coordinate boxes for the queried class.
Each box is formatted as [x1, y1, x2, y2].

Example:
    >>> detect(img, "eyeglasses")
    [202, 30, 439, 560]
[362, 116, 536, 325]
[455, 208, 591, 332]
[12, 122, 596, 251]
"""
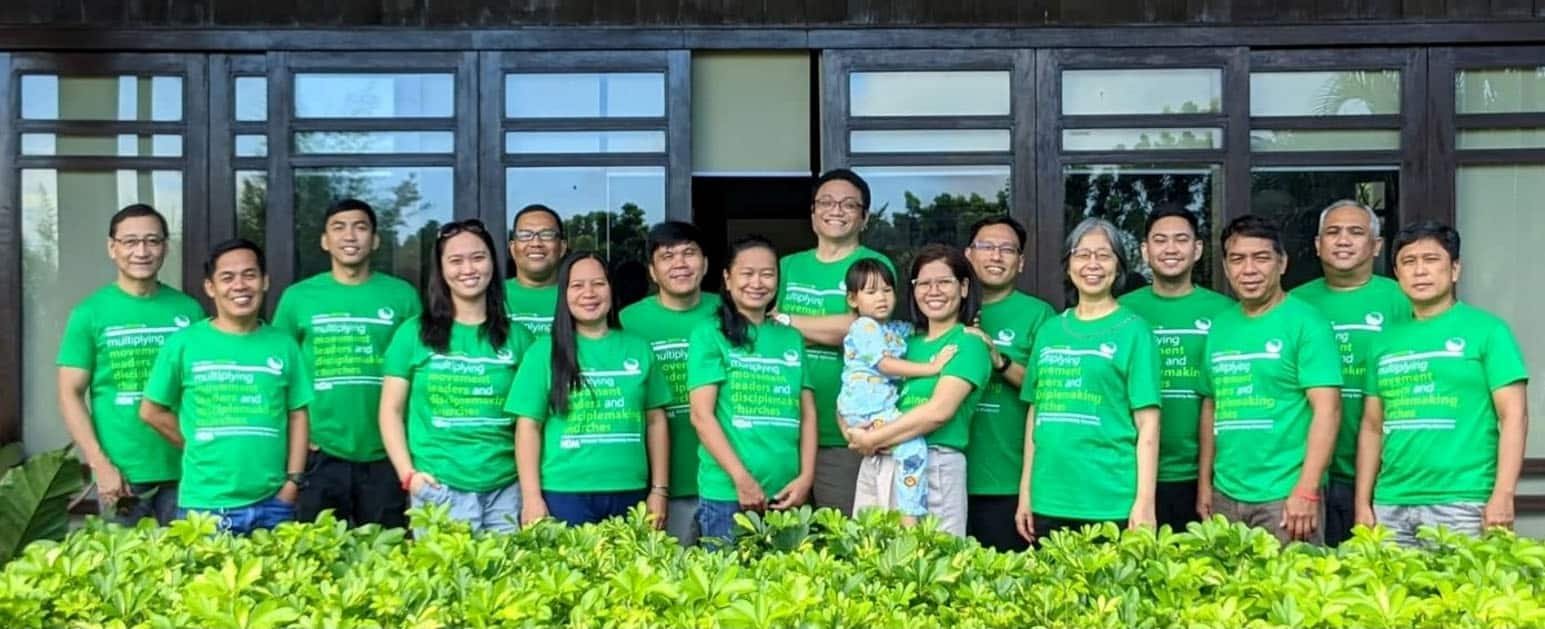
[512, 228, 562, 243]
[968, 241, 1020, 257]
[437, 219, 488, 241]
[812, 197, 865, 214]
[1069, 248, 1117, 264]
[912, 277, 960, 293]
[112, 236, 166, 250]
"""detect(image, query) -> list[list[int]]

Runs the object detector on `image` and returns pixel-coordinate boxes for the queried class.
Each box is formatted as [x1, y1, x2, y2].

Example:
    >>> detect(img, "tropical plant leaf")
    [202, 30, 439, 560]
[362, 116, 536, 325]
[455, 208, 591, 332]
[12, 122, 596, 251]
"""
[0, 445, 85, 565]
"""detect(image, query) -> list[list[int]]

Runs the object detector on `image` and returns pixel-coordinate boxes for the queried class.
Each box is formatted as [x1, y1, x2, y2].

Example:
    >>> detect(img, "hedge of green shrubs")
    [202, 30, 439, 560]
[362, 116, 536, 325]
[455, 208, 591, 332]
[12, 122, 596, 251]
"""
[2, 506, 1543, 628]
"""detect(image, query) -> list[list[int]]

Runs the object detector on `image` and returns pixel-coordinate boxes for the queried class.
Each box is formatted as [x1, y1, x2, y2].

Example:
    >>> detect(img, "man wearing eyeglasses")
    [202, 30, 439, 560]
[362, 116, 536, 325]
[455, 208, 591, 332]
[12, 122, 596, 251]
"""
[770, 168, 895, 516]
[271, 199, 421, 527]
[505, 204, 568, 337]
[961, 216, 1054, 551]
[56, 204, 206, 526]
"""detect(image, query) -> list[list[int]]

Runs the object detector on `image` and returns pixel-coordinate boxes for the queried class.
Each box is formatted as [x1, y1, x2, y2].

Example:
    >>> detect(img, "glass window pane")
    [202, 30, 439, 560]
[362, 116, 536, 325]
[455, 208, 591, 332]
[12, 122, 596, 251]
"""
[504, 131, 666, 154]
[853, 165, 1011, 272]
[505, 166, 666, 265]
[1063, 128, 1221, 151]
[1250, 71, 1402, 116]
[1250, 129, 1401, 152]
[235, 134, 269, 157]
[294, 166, 454, 290]
[1457, 129, 1545, 150]
[235, 76, 267, 121]
[1457, 165, 1545, 455]
[22, 168, 184, 452]
[294, 131, 454, 154]
[1064, 164, 1219, 301]
[20, 75, 183, 121]
[1062, 69, 1221, 115]
[235, 170, 268, 247]
[20, 133, 183, 157]
[850, 71, 1011, 117]
[505, 73, 665, 118]
[294, 73, 453, 118]
[849, 129, 1011, 153]
[1249, 166, 1399, 289]
[1456, 67, 1545, 114]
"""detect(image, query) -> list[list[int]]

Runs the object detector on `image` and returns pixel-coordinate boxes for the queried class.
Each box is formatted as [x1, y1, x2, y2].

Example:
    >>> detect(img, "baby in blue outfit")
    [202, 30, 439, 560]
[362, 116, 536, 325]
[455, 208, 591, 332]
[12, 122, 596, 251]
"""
[838, 259, 956, 525]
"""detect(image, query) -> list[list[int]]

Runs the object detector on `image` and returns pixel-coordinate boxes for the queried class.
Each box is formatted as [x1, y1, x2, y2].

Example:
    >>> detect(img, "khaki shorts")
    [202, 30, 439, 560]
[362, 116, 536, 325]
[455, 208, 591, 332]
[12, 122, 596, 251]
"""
[854, 446, 967, 537]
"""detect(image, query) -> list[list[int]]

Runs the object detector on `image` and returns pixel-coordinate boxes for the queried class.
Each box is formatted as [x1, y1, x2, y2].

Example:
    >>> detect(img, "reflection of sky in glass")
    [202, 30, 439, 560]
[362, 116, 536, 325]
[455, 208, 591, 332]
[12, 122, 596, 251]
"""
[850, 71, 1010, 117]
[235, 134, 268, 157]
[505, 166, 666, 219]
[850, 129, 1010, 153]
[853, 166, 1010, 214]
[1250, 129, 1400, 152]
[505, 131, 666, 154]
[20, 75, 182, 121]
[1063, 69, 1220, 115]
[295, 167, 453, 246]
[294, 74, 453, 118]
[505, 73, 664, 118]
[1250, 71, 1399, 116]
[1063, 128, 1221, 151]
[235, 77, 267, 121]
[294, 131, 454, 154]
[1456, 67, 1545, 114]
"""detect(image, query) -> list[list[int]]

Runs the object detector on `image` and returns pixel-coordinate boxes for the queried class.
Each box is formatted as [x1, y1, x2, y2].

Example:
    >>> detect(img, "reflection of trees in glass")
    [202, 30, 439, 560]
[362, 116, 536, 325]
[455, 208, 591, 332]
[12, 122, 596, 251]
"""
[566, 202, 649, 266]
[1313, 71, 1400, 116]
[1064, 168, 1215, 301]
[861, 186, 1010, 273]
[294, 169, 438, 291]
[236, 175, 267, 247]
[1250, 170, 1398, 290]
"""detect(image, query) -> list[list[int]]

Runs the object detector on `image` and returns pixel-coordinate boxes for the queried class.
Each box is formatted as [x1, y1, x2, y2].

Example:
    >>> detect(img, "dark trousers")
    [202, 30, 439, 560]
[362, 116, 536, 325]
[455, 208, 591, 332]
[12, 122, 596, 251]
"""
[1323, 478, 1356, 547]
[543, 489, 649, 526]
[1031, 513, 1124, 548]
[295, 450, 407, 528]
[103, 480, 180, 526]
[967, 494, 1030, 552]
[1156, 479, 1201, 533]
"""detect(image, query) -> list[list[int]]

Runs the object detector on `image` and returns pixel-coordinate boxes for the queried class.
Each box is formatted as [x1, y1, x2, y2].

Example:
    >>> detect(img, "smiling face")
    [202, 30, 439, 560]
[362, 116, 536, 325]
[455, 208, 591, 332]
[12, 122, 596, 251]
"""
[1067, 230, 1119, 299]
[1224, 234, 1287, 305]
[108, 215, 169, 282]
[1394, 238, 1460, 308]
[724, 246, 778, 314]
[965, 223, 1024, 293]
[847, 273, 897, 321]
[648, 241, 707, 300]
[1315, 205, 1382, 276]
[912, 260, 967, 324]
[1141, 215, 1203, 282]
[321, 209, 379, 269]
[508, 210, 567, 282]
[810, 179, 867, 242]
[441, 232, 494, 302]
[565, 257, 613, 327]
[204, 248, 268, 320]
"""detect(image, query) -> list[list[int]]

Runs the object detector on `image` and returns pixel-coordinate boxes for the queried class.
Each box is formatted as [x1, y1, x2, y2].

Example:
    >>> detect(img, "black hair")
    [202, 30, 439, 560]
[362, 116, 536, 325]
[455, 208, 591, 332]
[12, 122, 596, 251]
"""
[204, 238, 265, 278]
[717, 235, 779, 348]
[548, 251, 618, 416]
[811, 168, 872, 215]
[645, 221, 705, 258]
[1144, 202, 1200, 239]
[844, 258, 897, 301]
[1393, 220, 1462, 262]
[421, 219, 510, 355]
[1221, 214, 1285, 256]
[324, 198, 377, 231]
[109, 203, 169, 239]
[966, 215, 1027, 252]
[906, 244, 982, 327]
[510, 204, 567, 241]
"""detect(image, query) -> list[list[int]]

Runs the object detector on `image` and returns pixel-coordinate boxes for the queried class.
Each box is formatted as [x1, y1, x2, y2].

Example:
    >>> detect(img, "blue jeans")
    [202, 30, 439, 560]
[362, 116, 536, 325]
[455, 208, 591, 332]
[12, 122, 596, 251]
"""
[696, 498, 741, 546]
[180, 495, 294, 535]
[411, 481, 522, 534]
[543, 489, 648, 526]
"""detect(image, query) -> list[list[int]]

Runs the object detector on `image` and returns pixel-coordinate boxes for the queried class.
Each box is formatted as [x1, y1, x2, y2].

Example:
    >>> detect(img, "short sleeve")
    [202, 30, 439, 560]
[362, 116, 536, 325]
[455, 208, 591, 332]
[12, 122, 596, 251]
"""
[56, 306, 95, 370]
[643, 351, 672, 409]
[1296, 317, 1345, 389]
[285, 339, 315, 411]
[505, 342, 552, 421]
[1125, 324, 1163, 411]
[1019, 330, 1044, 404]
[1482, 321, 1530, 391]
[800, 346, 814, 391]
[142, 332, 184, 409]
[382, 322, 419, 379]
[506, 324, 536, 359]
[686, 323, 728, 391]
[844, 317, 889, 369]
[776, 256, 792, 306]
[400, 287, 424, 321]
[271, 290, 300, 341]
[1197, 334, 1215, 399]
[941, 332, 992, 391]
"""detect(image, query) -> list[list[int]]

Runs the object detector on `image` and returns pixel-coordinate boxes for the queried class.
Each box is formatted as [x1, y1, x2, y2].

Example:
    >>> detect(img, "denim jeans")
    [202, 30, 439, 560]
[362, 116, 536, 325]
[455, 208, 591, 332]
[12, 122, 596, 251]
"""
[542, 489, 648, 526]
[103, 481, 179, 527]
[180, 495, 295, 535]
[667, 497, 701, 546]
[1374, 502, 1485, 548]
[696, 498, 742, 546]
[410, 481, 521, 533]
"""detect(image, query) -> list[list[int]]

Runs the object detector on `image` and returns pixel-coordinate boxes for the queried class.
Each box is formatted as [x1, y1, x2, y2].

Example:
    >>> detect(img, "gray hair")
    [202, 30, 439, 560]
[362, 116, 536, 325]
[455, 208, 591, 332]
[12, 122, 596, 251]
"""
[1318, 199, 1382, 235]
[1064, 217, 1128, 276]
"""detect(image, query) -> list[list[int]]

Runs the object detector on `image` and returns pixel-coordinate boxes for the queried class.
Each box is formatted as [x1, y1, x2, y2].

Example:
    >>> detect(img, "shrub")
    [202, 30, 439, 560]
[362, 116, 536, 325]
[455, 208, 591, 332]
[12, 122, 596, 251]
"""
[2, 506, 1543, 628]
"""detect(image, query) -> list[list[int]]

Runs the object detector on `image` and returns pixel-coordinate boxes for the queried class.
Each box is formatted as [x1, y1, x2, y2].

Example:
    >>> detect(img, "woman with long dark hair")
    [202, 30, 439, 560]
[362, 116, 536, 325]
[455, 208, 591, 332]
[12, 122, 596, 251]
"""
[846, 244, 992, 537]
[508, 251, 671, 527]
[380, 219, 535, 532]
[688, 236, 817, 544]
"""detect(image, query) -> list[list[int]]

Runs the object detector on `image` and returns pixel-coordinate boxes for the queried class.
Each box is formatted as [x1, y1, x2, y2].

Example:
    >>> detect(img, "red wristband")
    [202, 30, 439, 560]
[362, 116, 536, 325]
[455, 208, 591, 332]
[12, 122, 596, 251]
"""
[400, 471, 417, 492]
[1293, 490, 1321, 502]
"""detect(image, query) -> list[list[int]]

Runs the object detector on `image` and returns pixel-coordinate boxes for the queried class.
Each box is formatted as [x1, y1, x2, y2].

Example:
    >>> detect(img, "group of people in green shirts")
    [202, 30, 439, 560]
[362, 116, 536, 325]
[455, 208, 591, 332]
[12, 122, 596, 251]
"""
[58, 169, 1527, 549]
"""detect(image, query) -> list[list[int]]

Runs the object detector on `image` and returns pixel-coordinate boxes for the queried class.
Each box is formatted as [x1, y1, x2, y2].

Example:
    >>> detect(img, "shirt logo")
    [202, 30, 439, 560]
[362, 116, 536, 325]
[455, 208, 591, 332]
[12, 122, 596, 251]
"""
[623, 358, 641, 373]
[997, 329, 1015, 342]
[1445, 337, 1466, 353]
[174, 315, 191, 328]
[378, 307, 395, 321]
[496, 348, 514, 361]
[1098, 342, 1117, 358]
[1195, 318, 1212, 331]
[266, 356, 284, 371]
[838, 280, 848, 291]
[1365, 312, 1385, 327]
[782, 350, 802, 365]
[1264, 339, 1284, 356]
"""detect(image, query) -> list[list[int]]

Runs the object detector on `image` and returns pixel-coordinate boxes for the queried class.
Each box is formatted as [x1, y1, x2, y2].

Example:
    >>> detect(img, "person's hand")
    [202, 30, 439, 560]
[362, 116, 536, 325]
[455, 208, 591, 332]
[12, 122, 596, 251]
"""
[1485, 491, 1515, 530]
[928, 344, 960, 374]
[1196, 481, 1213, 520]
[770, 475, 813, 510]
[409, 471, 441, 496]
[1281, 489, 1320, 541]
[847, 430, 884, 456]
[277, 480, 300, 504]
[1354, 502, 1377, 529]
[92, 460, 128, 505]
[645, 491, 668, 530]
[521, 495, 550, 526]
[1015, 496, 1036, 543]
[1128, 500, 1156, 531]
[733, 473, 768, 512]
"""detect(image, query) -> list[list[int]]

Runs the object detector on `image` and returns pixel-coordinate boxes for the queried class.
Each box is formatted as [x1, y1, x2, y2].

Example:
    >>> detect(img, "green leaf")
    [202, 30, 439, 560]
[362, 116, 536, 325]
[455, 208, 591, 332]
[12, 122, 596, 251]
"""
[0, 442, 23, 471]
[0, 446, 86, 565]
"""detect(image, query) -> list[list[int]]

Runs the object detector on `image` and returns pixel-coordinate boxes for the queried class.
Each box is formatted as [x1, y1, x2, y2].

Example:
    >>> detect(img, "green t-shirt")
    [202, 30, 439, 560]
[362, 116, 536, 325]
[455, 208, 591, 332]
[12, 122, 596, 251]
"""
[965, 291, 1055, 495]
[1199, 295, 1344, 503]
[504, 331, 671, 493]
[504, 280, 558, 337]
[142, 321, 313, 510]
[383, 318, 535, 492]
[57, 283, 205, 484]
[777, 247, 894, 447]
[1119, 285, 1236, 482]
[687, 320, 812, 502]
[896, 324, 992, 452]
[618, 293, 723, 497]
[271, 272, 421, 462]
[1019, 308, 1162, 520]
[1291, 276, 1411, 481]
[1366, 302, 1529, 505]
